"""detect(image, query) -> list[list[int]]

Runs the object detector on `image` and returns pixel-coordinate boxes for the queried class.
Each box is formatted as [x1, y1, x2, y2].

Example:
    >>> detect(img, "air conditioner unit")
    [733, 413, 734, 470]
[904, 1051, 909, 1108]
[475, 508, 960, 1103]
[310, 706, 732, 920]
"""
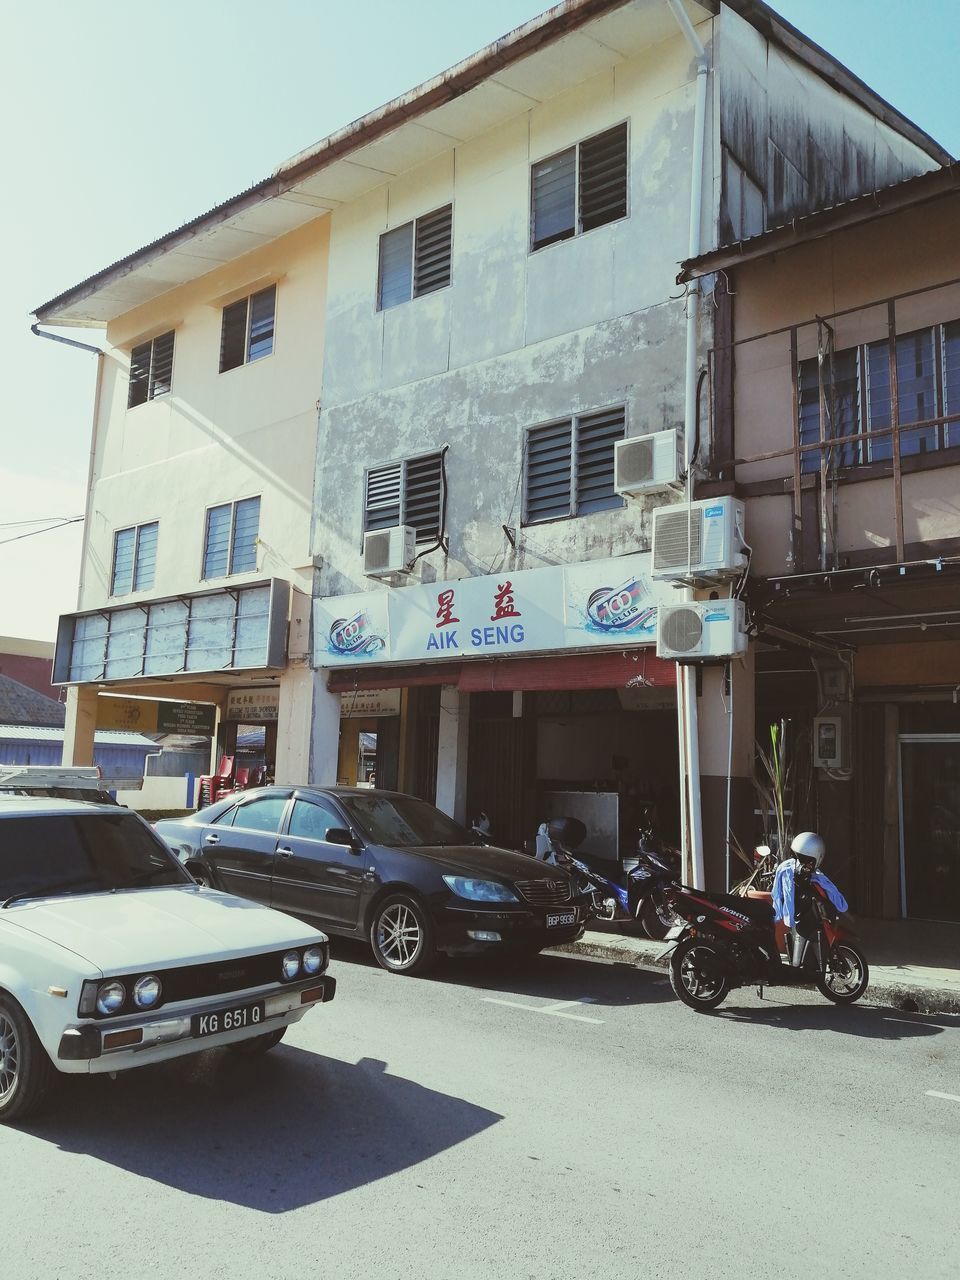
[656, 599, 748, 661]
[363, 525, 417, 578]
[651, 497, 747, 581]
[614, 430, 680, 494]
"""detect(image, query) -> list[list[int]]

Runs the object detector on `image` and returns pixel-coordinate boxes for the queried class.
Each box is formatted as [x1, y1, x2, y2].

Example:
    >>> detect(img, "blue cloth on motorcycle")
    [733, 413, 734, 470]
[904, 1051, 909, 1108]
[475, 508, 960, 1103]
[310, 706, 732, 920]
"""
[771, 859, 849, 927]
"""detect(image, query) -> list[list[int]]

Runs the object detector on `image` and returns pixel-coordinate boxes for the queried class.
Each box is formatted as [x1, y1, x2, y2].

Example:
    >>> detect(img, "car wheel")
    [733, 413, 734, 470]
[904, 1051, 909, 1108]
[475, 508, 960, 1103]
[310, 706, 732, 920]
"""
[0, 996, 55, 1124]
[370, 894, 437, 976]
[227, 1028, 286, 1056]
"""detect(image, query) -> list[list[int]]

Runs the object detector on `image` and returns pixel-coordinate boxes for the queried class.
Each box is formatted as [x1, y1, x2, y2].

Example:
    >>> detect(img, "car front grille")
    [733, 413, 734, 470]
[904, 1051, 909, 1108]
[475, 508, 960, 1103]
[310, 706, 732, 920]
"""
[515, 878, 573, 907]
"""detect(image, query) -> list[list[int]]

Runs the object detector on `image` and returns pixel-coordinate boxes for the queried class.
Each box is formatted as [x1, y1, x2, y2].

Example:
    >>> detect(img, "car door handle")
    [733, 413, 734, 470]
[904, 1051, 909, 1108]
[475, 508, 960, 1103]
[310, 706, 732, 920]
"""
[277, 846, 294, 859]
[204, 834, 220, 845]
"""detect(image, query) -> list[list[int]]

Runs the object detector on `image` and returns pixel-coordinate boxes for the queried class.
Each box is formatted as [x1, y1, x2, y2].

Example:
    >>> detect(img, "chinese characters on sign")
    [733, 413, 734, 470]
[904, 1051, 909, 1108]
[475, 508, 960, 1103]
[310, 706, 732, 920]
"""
[225, 688, 280, 722]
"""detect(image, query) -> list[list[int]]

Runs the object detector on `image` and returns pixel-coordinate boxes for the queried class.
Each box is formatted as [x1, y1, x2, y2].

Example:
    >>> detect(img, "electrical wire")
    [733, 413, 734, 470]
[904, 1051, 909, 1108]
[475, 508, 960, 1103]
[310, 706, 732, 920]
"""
[0, 516, 84, 546]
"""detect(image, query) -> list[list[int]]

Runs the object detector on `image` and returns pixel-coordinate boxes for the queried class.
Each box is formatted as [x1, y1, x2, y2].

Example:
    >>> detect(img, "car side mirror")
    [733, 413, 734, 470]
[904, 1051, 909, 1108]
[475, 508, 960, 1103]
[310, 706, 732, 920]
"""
[326, 827, 361, 853]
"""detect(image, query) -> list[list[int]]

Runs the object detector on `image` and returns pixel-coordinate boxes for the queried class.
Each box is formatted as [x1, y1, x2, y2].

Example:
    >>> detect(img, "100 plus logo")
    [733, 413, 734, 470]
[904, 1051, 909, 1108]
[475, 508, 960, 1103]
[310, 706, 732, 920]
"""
[586, 579, 655, 634]
[328, 611, 386, 657]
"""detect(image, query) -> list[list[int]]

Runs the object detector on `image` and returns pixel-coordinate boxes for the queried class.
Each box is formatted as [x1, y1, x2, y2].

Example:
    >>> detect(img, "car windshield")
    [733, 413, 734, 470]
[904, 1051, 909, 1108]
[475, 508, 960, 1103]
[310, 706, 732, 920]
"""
[0, 812, 192, 906]
[340, 794, 470, 848]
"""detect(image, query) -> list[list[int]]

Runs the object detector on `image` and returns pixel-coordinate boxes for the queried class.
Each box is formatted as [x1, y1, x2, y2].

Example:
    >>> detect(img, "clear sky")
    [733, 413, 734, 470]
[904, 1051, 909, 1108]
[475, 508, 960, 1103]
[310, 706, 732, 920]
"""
[2, 0, 957, 643]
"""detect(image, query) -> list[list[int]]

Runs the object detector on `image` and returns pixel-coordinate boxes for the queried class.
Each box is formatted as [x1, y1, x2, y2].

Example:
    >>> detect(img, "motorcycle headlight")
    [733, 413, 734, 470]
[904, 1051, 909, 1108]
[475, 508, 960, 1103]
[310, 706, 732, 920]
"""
[302, 946, 324, 975]
[133, 975, 162, 1009]
[442, 876, 518, 903]
[282, 951, 301, 980]
[96, 981, 126, 1016]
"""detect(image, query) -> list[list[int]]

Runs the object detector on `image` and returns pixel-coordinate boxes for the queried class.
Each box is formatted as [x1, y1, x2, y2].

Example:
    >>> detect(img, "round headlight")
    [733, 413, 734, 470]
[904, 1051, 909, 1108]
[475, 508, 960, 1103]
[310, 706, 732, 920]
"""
[96, 981, 126, 1016]
[282, 951, 301, 980]
[302, 946, 323, 975]
[133, 975, 162, 1008]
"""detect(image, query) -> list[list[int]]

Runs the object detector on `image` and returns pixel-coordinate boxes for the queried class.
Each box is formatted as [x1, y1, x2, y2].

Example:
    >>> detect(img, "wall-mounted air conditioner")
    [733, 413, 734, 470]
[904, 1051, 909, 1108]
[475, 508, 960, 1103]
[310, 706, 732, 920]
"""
[614, 430, 680, 494]
[651, 497, 747, 581]
[656, 599, 748, 661]
[363, 525, 416, 578]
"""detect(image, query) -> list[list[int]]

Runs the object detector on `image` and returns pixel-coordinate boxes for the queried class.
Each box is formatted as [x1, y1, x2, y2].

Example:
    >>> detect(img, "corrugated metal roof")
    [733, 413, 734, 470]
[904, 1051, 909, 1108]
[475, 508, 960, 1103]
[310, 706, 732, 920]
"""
[0, 725, 158, 748]
[679, 161, 960, 280]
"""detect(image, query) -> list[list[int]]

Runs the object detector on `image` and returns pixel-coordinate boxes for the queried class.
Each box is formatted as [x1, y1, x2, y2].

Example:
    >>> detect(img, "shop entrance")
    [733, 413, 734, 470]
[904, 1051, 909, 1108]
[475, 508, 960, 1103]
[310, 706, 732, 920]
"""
[900, 735, 960, 921]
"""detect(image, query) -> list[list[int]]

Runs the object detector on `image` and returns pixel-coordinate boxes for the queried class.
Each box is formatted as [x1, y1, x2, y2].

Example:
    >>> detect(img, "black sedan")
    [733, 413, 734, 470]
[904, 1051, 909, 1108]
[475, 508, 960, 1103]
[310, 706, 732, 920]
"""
[154, 788, 592, 975]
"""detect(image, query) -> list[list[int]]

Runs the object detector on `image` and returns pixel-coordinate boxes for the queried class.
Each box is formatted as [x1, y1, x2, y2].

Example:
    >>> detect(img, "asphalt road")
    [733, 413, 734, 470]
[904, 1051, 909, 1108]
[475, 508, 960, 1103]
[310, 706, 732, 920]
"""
[2, 941, 959, 1280]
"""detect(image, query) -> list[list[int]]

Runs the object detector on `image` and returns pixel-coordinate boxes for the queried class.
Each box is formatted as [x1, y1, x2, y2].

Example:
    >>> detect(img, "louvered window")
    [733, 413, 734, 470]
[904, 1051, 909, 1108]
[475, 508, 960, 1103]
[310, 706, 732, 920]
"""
[531, 122, 628, 251]
[202, 497, 261, 579]
[378, 205, 452, 311]
[110, 521, 159, 596]
[364, 453, 443, 542]
[523, 408, 625, 524]
[127, 331, 175, 408]
[219, 285, 276, 372]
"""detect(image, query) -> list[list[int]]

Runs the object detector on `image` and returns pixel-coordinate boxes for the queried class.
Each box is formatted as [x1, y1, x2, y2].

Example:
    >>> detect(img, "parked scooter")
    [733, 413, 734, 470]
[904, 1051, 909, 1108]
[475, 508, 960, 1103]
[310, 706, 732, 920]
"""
[535, 815, 681, 939]
[662, 832, 868, 1012]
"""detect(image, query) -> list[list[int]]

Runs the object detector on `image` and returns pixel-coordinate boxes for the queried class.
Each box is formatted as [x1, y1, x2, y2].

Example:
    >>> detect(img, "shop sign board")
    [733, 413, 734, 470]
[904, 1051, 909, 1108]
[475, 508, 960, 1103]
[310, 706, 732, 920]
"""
[226, 688, 281, 722]
[340, 688, 402, 717]
[97, 697, 216, 735]
[314, 553, 669, 668]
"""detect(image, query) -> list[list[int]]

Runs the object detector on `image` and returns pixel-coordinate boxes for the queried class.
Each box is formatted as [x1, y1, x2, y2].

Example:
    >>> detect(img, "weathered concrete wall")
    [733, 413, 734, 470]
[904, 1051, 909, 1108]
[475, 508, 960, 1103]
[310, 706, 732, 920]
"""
[316, 31, 711, 598]
[717, 6, 940, 243]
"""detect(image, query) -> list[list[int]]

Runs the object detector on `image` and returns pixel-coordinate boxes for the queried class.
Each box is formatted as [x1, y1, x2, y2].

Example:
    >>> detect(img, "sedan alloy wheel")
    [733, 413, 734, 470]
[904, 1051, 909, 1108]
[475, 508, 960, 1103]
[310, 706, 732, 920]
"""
[370, 894, 437, 976]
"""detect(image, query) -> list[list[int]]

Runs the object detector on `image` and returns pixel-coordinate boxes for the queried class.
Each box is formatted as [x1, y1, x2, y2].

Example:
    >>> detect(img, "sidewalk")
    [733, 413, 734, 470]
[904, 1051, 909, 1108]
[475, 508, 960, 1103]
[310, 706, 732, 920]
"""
[550, 916, 960, 1015]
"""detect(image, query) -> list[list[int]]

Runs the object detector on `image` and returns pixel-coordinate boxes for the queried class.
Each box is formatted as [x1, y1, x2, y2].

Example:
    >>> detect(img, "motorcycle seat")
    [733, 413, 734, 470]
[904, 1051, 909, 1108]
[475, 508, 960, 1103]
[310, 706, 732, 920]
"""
[713, 893, 774, 923]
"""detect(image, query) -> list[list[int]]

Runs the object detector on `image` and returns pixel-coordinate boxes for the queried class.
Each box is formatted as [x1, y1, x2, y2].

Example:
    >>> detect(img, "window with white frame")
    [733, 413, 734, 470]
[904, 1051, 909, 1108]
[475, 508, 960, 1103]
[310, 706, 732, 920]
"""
[110, 522, 159, 596]
[219, 285, 276, 372]
[377, 205, 453, 311]
[798, 320, 960, 472]
[127, 331, 174, 408]
[202, 497, 261, 579]
[364, 453, 443, 542]
[531, 122, 628, 252]
[523, 407, 625, 524]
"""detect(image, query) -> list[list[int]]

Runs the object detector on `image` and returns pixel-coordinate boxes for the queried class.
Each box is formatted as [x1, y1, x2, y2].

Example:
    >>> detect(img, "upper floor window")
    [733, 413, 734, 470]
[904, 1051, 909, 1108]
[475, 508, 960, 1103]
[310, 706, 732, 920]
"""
[364, 453, 443, 542]
[377, 205, 453, 311]
[798, 320, 960, 472]
[219, 285, 276, 372]
[127, 331, 174, 408]
[523, 407, 625, 524]
[110, 521, 158, 596]
[202, 496, 261, 579]
[531, 122, 628, 251]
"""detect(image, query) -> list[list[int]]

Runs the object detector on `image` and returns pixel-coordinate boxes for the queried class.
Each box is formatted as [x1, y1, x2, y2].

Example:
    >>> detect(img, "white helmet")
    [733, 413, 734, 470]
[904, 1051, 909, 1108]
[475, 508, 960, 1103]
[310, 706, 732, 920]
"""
[790, 831, 825, 870]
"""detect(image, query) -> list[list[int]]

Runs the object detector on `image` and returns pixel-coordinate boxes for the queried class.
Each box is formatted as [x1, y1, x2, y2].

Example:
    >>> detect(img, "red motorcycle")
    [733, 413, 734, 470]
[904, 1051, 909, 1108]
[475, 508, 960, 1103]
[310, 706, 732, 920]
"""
[662, 871, 869, 1012]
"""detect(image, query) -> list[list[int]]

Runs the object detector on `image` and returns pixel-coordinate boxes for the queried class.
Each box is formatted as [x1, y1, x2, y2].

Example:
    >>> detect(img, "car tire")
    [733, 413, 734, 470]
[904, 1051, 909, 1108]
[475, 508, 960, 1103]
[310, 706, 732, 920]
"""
[226, 1027, 286, 1056]
[0, 995, 56, 1124]
[370, 893, 438, 976]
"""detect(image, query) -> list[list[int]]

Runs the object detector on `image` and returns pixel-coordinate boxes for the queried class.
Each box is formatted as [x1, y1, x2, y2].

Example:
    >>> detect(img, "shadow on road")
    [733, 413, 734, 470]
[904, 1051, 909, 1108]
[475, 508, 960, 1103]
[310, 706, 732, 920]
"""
[328, 936, 672, 1008]
[21, 1049, 502, 1211]
[714, 1000, 952, 1040]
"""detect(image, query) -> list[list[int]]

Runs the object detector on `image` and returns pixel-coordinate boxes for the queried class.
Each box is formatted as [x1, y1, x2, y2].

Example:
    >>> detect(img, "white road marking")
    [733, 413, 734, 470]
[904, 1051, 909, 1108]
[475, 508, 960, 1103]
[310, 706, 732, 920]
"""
[482, 996, 604, 1024]
[925, 1090, 960, 1103]
[885, 1017, 948, 1029]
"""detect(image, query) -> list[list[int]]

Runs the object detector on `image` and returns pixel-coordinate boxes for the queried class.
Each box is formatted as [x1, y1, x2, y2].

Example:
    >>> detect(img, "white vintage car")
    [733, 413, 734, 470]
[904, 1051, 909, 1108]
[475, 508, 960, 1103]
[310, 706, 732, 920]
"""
[0, 796, 336, 1123]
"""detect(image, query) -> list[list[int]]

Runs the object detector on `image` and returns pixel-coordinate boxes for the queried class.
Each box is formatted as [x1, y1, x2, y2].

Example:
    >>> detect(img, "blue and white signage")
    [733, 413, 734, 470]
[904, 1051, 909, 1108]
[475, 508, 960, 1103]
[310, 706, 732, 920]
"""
[313, 554, 671, 667]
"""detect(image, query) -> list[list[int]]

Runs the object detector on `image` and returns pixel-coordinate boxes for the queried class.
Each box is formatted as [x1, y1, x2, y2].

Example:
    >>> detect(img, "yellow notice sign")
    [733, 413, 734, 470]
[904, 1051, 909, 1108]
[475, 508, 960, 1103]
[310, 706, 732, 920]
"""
[96, 698, 216, 735]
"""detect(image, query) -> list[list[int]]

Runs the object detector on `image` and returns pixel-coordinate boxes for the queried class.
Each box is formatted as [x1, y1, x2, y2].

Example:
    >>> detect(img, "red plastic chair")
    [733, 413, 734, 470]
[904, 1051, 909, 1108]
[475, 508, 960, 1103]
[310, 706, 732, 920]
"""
[234, 766, 251, 790]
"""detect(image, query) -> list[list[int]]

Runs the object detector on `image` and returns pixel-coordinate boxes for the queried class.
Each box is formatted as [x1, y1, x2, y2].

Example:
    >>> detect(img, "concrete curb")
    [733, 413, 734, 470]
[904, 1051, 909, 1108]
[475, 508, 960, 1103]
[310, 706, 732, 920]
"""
[547, 932, 960, 1017]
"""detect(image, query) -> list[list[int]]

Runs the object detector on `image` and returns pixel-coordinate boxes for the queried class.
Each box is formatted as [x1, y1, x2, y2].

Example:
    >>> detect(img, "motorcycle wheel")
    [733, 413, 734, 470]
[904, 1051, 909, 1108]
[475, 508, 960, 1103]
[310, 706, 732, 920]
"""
[639, 896, 674, 941]
[815, 942, 869, 1004]
[669, 938, 731, 1012]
